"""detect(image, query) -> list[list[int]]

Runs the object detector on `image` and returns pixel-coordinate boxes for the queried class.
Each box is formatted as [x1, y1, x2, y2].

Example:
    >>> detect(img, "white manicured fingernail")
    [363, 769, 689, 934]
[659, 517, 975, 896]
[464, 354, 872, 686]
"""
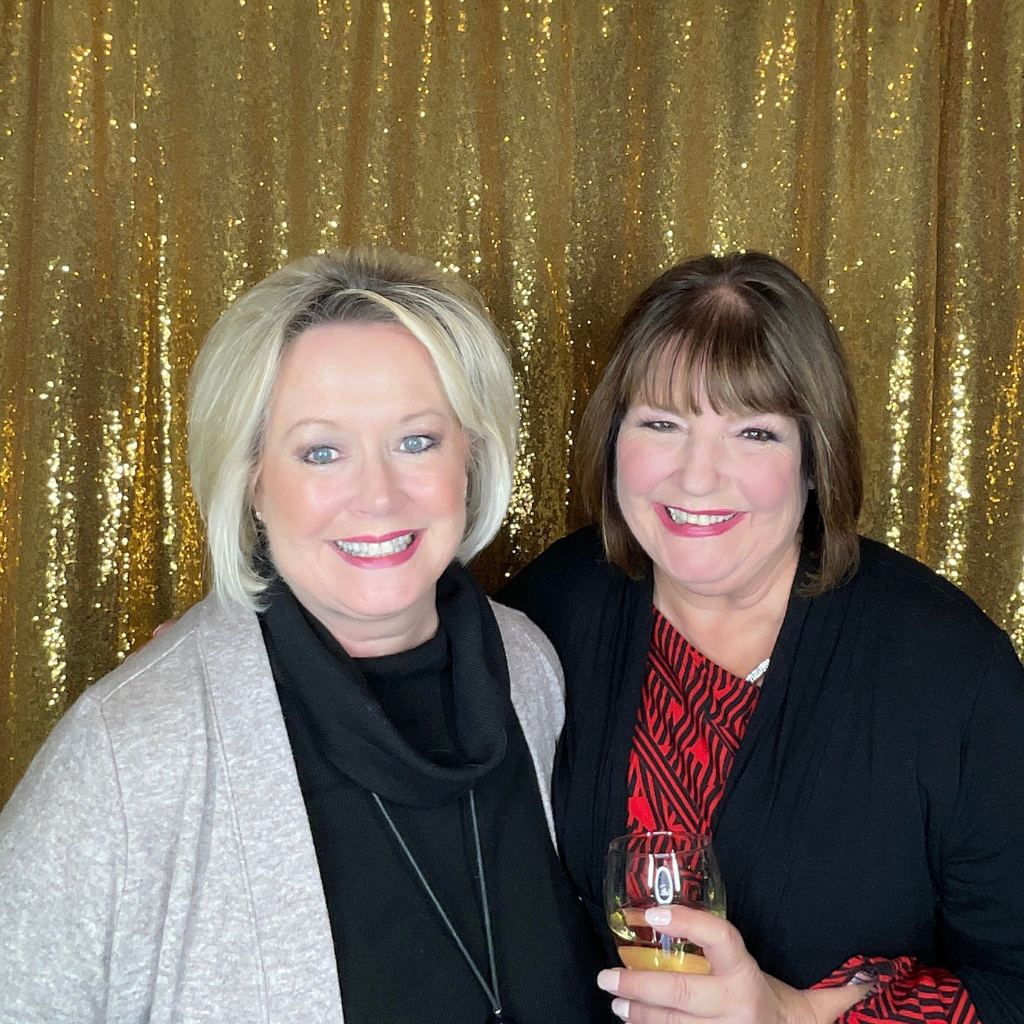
[611, 997, 630, 1020]
[597, 969, 620, 992]
[645, 907, 671, 926]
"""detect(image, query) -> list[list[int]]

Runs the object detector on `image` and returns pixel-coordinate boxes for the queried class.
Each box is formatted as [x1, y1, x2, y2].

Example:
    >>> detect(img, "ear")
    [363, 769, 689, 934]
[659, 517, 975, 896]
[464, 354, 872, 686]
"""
[462, 428, 476, 500]
[251, 473, 265, 516]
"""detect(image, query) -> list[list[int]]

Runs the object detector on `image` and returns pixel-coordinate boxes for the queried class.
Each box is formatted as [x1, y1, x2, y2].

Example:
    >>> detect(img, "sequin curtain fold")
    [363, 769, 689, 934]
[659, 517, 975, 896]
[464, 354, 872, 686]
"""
[2, 0, 1022, 805]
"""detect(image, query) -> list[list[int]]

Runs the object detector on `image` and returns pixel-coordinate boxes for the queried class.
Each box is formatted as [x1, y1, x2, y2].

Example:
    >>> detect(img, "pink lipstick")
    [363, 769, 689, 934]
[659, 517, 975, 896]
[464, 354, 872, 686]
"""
[332, 529, 423, 568]
[656, 504, 744, 538]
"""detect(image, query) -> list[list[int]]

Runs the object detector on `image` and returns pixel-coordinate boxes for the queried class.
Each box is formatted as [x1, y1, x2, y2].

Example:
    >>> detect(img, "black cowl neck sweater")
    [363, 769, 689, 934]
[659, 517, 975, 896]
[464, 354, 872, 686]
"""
[259, 562, 614, 1024]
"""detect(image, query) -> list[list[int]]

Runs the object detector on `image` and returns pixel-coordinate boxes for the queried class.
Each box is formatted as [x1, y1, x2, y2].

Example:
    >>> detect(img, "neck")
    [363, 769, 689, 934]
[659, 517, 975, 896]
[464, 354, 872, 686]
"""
[318, 599, 440, 659]
[653, 544, 799, 678]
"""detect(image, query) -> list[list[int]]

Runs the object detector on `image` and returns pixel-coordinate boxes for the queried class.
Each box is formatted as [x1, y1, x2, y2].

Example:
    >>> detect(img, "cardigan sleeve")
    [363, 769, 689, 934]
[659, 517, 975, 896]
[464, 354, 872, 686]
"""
[0, 693, 126, 1024]
[492, 600, 566, 845]
[813, 630, 1024, 1024]
[936, 631, 1024, 1021]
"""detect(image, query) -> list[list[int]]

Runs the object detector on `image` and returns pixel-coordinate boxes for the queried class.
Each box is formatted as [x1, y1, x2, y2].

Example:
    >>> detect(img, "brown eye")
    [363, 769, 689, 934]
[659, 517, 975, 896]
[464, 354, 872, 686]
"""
[741, 428, 779, 443]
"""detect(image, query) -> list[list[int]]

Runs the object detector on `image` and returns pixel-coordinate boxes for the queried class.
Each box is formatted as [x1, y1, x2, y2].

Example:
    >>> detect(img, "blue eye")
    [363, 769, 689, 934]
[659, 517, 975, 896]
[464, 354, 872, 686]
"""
[302, 445, 338, 465]
[400, 435, 437, 454]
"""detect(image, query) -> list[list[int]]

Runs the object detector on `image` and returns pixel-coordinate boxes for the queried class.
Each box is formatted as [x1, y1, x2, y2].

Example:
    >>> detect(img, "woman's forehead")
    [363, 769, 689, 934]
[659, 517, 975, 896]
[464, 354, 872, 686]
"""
[627, 337, 796, 418]
[627, 392, 787, 422]
[630, 371, 762, 417]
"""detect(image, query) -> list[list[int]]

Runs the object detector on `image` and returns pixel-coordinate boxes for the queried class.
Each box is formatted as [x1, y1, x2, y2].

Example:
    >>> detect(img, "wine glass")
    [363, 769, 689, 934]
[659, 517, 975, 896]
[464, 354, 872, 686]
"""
[604, 831, 725, 974]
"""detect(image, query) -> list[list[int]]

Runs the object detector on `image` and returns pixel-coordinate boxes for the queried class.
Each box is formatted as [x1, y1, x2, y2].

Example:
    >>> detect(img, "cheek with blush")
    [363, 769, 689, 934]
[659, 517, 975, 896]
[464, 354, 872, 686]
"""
[743, 456, 806, 520]
[615, 432, 672, 517]
[398, 449, 470, 552]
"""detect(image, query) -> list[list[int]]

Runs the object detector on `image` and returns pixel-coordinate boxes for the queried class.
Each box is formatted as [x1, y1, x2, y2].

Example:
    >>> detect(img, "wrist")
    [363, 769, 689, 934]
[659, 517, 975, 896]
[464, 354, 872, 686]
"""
[785, 989, 822, 1024]
[763, 976, 819, 1024]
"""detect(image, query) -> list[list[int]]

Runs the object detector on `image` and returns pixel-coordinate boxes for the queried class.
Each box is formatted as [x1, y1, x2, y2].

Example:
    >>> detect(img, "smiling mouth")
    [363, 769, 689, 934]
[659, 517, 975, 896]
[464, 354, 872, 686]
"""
[334, 532, 417, 558]
[665, 507, 738, 527]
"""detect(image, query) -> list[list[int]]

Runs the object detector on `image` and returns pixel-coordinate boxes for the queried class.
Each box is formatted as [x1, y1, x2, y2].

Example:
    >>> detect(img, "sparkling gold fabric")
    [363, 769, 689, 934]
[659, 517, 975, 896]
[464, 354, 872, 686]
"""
[2, 0, 1023, 804]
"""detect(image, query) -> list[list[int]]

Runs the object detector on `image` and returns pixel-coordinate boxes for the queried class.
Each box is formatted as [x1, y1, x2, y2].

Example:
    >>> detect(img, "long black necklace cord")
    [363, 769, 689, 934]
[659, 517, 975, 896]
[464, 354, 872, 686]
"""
[372, 790, 512, 1023]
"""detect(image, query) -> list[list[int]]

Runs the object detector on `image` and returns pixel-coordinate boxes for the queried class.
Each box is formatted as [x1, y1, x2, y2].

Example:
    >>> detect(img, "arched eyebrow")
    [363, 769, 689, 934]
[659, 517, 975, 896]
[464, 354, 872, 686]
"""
[281, 409, 453, 438]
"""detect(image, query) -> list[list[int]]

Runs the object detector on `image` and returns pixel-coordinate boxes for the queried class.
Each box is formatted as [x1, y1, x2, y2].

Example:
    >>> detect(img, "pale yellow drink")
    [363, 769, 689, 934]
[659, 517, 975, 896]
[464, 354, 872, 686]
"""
[608, 906, 719, 974]
[604, 832, 726, 976]
[616, 944, 712, 974]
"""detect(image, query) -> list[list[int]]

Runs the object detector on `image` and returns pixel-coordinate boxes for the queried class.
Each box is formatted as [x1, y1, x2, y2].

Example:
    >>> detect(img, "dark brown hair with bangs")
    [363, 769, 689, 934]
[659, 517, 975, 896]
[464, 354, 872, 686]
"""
[578, 250, 862, 594]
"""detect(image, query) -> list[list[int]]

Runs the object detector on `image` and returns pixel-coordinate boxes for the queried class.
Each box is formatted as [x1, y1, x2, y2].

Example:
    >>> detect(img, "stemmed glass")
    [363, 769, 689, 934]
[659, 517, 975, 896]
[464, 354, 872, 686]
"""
[604, 831, 725, 974]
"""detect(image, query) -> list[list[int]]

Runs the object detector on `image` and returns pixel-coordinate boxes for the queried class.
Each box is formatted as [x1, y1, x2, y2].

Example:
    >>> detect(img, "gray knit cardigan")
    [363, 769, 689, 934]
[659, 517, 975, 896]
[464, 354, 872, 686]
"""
[0, 593, 565, 1024]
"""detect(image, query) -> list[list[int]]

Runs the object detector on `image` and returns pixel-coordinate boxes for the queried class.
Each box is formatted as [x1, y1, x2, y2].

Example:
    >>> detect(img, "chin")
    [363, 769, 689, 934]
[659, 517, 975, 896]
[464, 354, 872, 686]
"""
[339, 573, 436, 618]
[339, 585, 431, 622]
[667, 576, 732, 597]
[661, 553, 736, 586]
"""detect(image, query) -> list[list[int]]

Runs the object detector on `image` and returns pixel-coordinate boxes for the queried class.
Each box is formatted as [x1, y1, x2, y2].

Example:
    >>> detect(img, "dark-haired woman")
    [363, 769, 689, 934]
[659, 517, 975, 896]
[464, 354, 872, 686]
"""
[501, 251, 1024, 1023]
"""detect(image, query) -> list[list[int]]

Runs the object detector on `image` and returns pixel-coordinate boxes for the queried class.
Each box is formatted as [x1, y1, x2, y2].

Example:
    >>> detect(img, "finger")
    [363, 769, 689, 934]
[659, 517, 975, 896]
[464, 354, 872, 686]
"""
[599, 968, 725, 1017]
[609, 996, 705, 1024]
[643, 906, 746, 973]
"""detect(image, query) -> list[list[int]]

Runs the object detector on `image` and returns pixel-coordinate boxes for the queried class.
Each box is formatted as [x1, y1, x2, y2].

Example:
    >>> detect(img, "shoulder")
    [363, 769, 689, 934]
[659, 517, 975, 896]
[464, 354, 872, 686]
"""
[490, 600, 563, 695]
[497, 525, 642, 641]
[503, 524, 618, 590]
[0, 593, 248, 843]
[852, 537, 1005, 649]
[28, 595, 267, 801]
[491, 600, 565, 791]
[826, 539, 1024, 728]
[80, 594, 260, 721]
[2, 594, 270, 860]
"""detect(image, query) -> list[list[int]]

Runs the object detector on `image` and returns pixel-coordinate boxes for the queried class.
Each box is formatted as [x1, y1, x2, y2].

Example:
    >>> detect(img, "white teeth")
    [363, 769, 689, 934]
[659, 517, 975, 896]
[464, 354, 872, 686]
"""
[336, 533, 415, 558]
[666, 507, 736, 526]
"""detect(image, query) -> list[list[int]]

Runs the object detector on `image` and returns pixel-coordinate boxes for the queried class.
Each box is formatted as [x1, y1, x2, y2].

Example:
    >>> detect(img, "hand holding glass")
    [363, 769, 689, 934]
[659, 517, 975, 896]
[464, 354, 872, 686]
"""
[604, 832, 726, 974]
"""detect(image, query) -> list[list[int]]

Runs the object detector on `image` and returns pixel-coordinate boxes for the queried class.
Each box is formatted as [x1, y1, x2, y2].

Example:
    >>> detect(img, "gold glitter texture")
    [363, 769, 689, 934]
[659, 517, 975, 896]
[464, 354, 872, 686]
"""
[1, 0, 1023, 804]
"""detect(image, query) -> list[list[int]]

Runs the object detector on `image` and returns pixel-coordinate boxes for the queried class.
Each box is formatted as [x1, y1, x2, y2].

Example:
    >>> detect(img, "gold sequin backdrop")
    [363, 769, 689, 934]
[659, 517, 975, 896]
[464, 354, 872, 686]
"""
[1, 0, 1022, 804]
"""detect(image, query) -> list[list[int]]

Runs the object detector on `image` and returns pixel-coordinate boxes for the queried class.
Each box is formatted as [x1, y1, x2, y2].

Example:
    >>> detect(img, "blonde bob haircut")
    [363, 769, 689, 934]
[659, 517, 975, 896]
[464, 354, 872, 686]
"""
[188, 248, 519, 610]
[578, 250, 863, 595]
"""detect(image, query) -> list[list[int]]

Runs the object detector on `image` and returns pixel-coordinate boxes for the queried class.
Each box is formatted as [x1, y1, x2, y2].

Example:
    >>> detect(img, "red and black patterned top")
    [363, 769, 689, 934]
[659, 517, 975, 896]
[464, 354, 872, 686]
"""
[626, 608, 981, 1024]
[627, 609, 760, 836]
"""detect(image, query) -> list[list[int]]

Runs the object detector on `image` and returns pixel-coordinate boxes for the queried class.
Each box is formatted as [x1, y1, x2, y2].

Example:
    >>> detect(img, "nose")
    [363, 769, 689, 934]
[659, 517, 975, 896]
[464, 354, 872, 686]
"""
[349, 451, 402, 516]
[676, 434, 722, 496]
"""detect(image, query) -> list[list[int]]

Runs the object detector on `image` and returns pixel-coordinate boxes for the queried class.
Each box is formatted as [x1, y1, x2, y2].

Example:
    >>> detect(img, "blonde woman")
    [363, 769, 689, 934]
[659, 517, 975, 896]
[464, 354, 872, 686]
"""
[0, 251, 613, 1024]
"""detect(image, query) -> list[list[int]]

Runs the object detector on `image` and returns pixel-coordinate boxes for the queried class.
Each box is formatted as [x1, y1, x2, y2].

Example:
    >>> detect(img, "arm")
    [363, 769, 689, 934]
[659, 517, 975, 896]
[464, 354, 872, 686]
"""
[0, 695, 126, 1023]
[935, 632, 1024, 1020]
[591, 634, 1024, 1024]
[814, 630, 1024, 1024]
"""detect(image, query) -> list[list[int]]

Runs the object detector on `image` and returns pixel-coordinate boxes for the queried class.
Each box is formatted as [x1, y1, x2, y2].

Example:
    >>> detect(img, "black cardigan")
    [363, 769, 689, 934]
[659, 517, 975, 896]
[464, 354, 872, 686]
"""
[498, 527, 1024, 1024]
